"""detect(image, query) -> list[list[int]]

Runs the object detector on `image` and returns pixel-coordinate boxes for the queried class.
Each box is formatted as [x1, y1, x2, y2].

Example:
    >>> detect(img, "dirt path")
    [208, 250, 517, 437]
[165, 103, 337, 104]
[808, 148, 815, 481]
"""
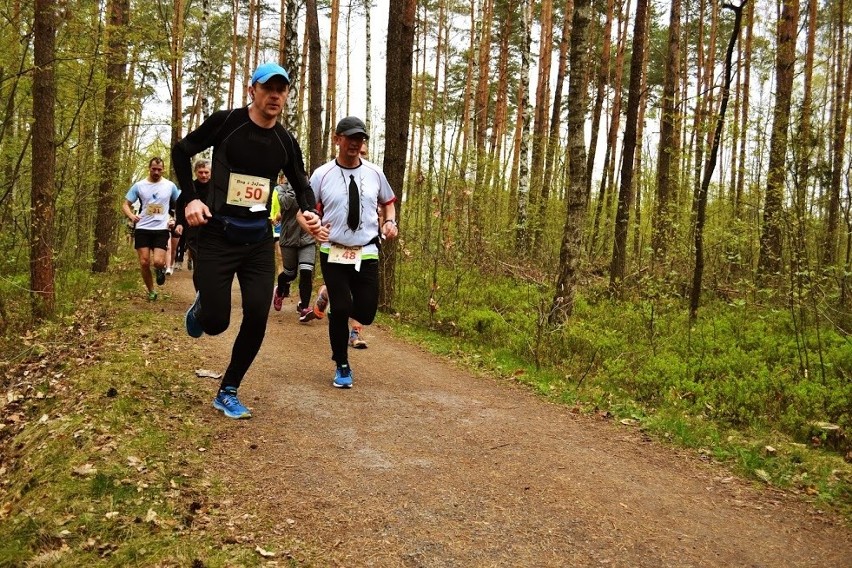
[164, 270, 850, 567]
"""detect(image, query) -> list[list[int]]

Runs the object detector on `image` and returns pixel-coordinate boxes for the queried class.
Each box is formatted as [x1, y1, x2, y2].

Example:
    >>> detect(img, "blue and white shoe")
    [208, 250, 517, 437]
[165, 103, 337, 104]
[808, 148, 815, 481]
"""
[213, 386, 252, 419]
[333, 364, 353, 388]
[185, 292, 204, 338]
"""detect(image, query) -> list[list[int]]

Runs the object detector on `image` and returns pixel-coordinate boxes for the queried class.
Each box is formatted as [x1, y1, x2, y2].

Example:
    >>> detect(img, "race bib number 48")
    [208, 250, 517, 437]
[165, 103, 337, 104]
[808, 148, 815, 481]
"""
[328, 244, 363, 267]
[227, 173, 270, 208]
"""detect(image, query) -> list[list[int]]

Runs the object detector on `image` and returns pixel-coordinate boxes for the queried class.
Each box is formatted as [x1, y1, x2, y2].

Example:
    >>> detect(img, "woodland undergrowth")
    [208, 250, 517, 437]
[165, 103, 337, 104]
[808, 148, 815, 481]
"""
[0, 262, 307, 567]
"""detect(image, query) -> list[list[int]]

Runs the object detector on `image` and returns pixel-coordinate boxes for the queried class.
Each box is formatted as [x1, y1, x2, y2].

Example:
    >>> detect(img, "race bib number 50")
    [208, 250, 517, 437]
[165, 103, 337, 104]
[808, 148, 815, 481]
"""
[227, 173, 270, 208]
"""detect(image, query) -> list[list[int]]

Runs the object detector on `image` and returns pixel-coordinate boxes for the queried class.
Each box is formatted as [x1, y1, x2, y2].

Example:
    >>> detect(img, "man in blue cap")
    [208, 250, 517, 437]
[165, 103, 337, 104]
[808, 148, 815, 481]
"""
[172, 62, 324, 419]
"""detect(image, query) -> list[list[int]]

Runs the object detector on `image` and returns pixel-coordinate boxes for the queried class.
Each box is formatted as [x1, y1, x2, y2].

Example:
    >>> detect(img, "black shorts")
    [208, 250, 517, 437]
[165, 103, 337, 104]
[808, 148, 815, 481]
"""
[134, 229, 170, 251]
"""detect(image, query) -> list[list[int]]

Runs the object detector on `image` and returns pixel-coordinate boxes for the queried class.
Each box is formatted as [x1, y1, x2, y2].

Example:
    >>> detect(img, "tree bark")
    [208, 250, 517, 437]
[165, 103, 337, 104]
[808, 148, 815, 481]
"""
[513, 0, 533, 253]
[305, 0, 324, 173]
[323, 0, 340, 157]
[690, 1, 745, 319]
[757, 0, 799, 279]
[31, 0, 57, 319]
[609, 0, 648, 297]
[551, 0, 591, 323]
[92, 0, 129, 273]
[379, 0, 416, 310]
[823, 0, 849, 266]
[652, 0, 682, 263]
[528, 0, 553, 250]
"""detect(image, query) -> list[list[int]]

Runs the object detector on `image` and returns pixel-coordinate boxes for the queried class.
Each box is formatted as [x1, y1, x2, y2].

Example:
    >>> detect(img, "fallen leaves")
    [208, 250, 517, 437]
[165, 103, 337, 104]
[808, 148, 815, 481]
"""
[255, 545, 277, 558]
[72, 463, 98, 477]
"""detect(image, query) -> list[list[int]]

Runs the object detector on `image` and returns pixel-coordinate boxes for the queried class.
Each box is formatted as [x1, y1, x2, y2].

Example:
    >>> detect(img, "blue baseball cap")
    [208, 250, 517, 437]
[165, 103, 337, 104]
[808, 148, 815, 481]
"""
[251, 62, 290, 85]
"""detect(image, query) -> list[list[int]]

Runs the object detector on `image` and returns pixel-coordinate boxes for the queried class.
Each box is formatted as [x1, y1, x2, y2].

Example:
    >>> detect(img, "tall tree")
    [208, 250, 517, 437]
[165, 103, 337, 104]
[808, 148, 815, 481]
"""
[323, 0, 340, 157]
[282, 0, 301, 130]
[168, 0, 186, 163]
[228, 0, 239, 108]
[651, 0, 682, 263]
[822, 0, 849, 266]
[528, 0, 553, 250]
[513, 0, 533, 252]
[733, 0, 754, 218]
[380, 0, 416, 309]
[757, 0, 799, 279]
[305, 0, 324, 172]
[92, 0, 129, 273]
[792, 0, 817, 277]
[31, 0, 57, 319]
[609, 0, 648, 297]
[540, 0, 573, 237]
[551, 0, 591, 323]
[364, 0, 372, 134]
[586, 0, 615, 205]
[590, 0, 630, 257]
[689, 0, 745, 319]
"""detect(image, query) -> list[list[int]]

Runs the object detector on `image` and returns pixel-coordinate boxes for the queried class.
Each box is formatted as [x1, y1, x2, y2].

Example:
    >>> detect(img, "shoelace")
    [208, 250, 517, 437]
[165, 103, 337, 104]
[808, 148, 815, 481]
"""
[220, 393, 241, 408]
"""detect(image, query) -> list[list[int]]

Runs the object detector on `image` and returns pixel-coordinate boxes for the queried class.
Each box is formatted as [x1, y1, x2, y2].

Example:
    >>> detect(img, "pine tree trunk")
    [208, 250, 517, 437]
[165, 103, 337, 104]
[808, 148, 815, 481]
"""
[92, 0, 129, 273]
[306, 0, 324, 173]
[538, 0, 573, 252]
[31, 0, 57, 320]
[380, 0, 416, 310]
[323, 0, 340, 157]
[228, 0, 239, 108]
[609, 0, 648, 297]
[651, 0, 682, 264]
[734, 0, 755, 219]
[792, 0, 817, 279]
[823, 0, 849, 266]
[690, 1, 745, 319]
[528, 0, 553, 251]
[757, 0, 799, 279]
[585, 0, 614, 204]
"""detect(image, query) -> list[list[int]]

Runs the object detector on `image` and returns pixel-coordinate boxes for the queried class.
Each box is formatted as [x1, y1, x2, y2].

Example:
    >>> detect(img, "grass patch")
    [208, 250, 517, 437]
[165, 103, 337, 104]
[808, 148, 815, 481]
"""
[0, 257, 311, 567]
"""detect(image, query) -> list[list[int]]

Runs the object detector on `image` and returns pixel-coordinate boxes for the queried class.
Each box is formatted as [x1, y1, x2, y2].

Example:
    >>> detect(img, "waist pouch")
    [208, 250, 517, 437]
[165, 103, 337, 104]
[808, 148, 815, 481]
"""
[221, 215, 269, 245]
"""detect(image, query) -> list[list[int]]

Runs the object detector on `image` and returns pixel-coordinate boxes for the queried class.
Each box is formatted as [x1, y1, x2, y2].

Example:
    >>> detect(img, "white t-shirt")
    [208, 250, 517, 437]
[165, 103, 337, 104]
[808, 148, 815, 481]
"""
[310, 158, 396, 259]
[125, 178, 180, 231]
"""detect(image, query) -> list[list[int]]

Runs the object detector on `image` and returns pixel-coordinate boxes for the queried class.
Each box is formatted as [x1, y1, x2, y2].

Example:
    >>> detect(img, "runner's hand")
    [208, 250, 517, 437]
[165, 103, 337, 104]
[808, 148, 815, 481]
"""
[185, 199, 211, 227]
[315, 223, 331, 243]
[302, 210, 321, 233]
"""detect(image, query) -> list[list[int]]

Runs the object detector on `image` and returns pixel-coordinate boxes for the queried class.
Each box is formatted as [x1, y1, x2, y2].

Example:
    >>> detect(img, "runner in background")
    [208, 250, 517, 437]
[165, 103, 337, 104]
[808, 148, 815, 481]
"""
[122, 157, 180, 301]
[272, 173, 321, 320]
[310, 117, 398, 388]
[300, 139, 370, 349]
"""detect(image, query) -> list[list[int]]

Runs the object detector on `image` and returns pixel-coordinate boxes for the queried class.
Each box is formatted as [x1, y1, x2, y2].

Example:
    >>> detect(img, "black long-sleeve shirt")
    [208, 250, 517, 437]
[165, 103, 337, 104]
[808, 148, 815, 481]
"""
[171, 107, 316, 220]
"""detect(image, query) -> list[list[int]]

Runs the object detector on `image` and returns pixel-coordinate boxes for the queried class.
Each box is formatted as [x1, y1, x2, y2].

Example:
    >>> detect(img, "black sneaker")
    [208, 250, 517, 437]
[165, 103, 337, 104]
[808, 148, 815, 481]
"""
[185, 292, 204, 338]
[155, 267, 166, 285]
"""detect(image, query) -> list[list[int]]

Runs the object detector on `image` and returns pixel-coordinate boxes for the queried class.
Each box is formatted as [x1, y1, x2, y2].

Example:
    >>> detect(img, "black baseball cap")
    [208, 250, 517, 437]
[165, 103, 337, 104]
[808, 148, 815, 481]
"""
[335, 116, 369, 139]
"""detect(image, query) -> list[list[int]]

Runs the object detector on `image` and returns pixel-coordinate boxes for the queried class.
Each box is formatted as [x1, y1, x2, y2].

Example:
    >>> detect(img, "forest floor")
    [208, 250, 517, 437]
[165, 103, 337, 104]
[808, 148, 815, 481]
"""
[163, 269, 849, 567]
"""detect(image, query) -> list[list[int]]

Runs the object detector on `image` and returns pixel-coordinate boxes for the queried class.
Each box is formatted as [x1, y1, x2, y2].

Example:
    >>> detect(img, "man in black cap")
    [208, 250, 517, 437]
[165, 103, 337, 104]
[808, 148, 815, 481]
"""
[172, 62, 323, 419]
[308, 116, 399, 388]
